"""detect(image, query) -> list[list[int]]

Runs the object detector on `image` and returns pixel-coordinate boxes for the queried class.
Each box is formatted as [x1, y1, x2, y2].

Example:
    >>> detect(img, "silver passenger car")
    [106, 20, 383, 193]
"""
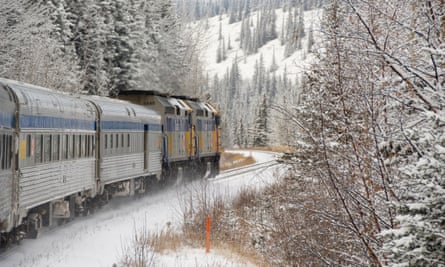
[88, 96, 162, 192]
[0, 78, 97, 231]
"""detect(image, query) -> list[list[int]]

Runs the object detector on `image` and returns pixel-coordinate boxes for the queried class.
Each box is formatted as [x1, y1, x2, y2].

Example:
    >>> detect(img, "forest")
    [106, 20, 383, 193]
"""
[0, 0, 444, 266]
[0, 0, 192, 96]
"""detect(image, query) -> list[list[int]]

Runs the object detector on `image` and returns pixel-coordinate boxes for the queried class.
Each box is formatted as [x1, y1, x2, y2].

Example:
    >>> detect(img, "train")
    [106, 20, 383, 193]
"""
[0, 78, 221, 247]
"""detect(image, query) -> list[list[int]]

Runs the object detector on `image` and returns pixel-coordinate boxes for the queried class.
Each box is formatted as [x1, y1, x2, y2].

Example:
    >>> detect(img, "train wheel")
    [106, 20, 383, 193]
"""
[25, 213, 42, 239]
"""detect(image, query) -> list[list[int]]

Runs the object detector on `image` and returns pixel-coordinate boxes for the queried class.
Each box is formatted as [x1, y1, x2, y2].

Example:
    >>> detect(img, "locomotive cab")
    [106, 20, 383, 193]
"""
[116, 90, 220, 180]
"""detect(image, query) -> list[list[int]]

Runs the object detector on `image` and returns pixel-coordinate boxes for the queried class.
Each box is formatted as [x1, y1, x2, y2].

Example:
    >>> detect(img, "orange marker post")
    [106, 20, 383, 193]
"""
[205, 216, 211, 253]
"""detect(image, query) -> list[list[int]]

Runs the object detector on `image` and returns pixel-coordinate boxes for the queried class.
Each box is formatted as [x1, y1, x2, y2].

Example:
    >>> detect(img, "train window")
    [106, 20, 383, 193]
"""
[7, 135, 12, 169]
[121, 134, 124, 149]
[91, 136, 95, 156]
[44, 135, 51, 162]
[127, 134, 130, 148]
[4, 134, 7, 169]
[35, 135, 42, 163]
[104, 134, 108, 150]
[64, 136, 68, 160]
[53, 135, 60, 161]
[2, 134, 9, 169]
[69, 135, 73, 159]
[84, 136, 87, 158]
[73, 135, 77, 158]
[87, 135, 91, 157]
[85, 135, 89, 157]
[90, 135, 94, 157]
[90, 135, 93, 156]
[0, 135, 4, 169]
[76, 135, 82, 158]
[116, 134, 119, 149]
[110, 134, 113, 149]
[71, 135, 76, 159]
[70, 135, 74, 159]
[26, 135, 32, 158]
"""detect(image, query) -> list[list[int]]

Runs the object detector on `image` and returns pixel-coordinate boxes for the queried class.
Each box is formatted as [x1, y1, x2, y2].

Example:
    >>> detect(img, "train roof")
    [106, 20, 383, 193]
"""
[118, 90, 201, 103]
[170, 95, 200, 102]
[0, 78, 96, 122]
[86, 95, 161, 126]
[118, 90, 169, 97]
[181, 99, 216, 118]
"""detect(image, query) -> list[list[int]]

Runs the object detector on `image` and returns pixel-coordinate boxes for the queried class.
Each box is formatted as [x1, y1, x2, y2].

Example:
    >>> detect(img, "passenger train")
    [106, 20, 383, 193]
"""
[0, 78, 221, 247]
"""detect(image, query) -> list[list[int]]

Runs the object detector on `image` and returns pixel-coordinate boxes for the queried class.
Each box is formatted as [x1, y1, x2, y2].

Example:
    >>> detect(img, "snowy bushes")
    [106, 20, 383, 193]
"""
[177, 172, 369, 266]
[117, 222, 184, 267]
[275, 0, 445, 266]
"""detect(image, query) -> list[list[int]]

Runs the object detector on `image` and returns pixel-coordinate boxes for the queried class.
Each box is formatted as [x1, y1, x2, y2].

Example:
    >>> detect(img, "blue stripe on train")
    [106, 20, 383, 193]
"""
[102, 121, 162, 131]
[20, 114, 96, 130]
[144, 124, 162, 132]
[101, 121, 144, 130]
[0, 111, 15, 128]
[165, 117, 189, 132]
[17, 114, 162, 132]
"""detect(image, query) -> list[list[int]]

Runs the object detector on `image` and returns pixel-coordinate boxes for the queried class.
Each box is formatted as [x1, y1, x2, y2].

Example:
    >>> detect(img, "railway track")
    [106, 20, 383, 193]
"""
[209, 159, 279, 182]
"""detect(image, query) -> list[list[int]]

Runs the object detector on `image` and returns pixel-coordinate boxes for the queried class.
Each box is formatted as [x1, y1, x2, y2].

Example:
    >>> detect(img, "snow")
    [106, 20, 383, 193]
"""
[156, 247, 256, 267]
[194, 8, 323, 80]
[0, 150, 280, 267]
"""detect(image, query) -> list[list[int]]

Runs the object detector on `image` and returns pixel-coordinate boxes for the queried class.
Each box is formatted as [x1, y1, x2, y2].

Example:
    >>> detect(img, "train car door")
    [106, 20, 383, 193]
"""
[144, 124, 149, 171]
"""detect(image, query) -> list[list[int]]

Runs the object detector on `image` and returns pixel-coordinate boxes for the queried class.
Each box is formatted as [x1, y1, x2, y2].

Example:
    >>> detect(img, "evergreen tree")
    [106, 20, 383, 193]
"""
[244, 0, 251, 17]
[283, 6, 295, 57]
[216, 38, 223, 63]
[306, 23, 314, 52]
[295, 4, 305, 49]
[270, 46, 278, 72]
[108, 0, 135, 95]
[253, 95, 270, 147]
[154, 0, 188, 93]
[239, 118, 246, 147]
[229, 56, 240, 100]
[0, 0, 80, 91]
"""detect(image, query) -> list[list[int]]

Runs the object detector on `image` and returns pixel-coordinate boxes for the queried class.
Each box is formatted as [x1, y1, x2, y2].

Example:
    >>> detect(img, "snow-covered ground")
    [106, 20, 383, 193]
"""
[0, 151, 280, 267]
[192, 8, 323, 80]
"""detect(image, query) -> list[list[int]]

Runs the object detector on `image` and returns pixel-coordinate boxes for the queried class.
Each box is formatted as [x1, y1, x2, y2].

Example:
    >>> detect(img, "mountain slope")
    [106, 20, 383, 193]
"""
[189, 6, 323, 147]
[199, 8, 322, 80]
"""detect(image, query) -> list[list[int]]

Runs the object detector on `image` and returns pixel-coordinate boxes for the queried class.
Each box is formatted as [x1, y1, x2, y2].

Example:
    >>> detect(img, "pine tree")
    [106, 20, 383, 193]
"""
[217, 38, 222, 63]
[239, 118, 246, 148]
[253, 95, 270, 147]
[283, 6, 295, 57]
[155, 0, 188, 93]
[0, 0, 80, 91]
[222, 37, 227, 60]
[229, 56, 240, 100]
[218, 21, 222, 40]
[295, 5, 305, 49]
[108, 0, 135, 95]
[307, 23, 314, 52]
[270, 46, 279, 72]
[245, 0, 251, 16]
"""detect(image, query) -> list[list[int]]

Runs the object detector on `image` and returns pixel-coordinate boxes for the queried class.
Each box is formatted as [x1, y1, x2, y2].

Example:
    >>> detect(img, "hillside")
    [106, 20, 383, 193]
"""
[200, 8, 322, 80]
[187, 5, 323, 147]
